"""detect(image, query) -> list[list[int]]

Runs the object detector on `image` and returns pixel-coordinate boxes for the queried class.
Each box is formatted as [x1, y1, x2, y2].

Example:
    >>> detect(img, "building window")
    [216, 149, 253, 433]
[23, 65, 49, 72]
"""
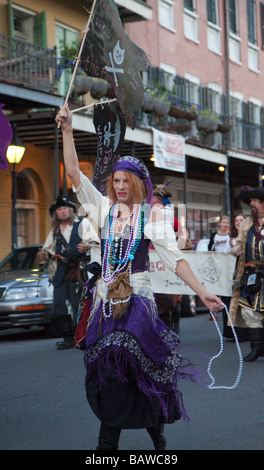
[16, 171, 39, 247]
[184, 1, 199, 43]
[230, 91, 243, 149]
[185, 73, 200, 105]
[249, 99, 262, 150]
[184, 0, 195, 12]
[247, 0, 256, 44]
[159, 62, 176, 91]
[17, 210, 28, 247]
[247, 0, 259, 71]
[261, 2, 264, 49]
[229, 0, 241, 64]
[187, 208, 221, 240]
[158, 0, 175, 30]
[208, 83, 222, 114]
[207, 0, 218, 25]
[229, 0, 238, 34]
[207, 0, 221, 55]
[9, 4, 47, 47]
[56, 22, 79, 98]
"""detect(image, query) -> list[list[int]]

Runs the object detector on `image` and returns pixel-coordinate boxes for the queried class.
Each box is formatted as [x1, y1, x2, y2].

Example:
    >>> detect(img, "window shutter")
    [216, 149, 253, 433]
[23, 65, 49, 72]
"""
[34, 11, 47, 47]
[261, 2, 264, 49]
[243, 102, 250, 122]
[7, 0, 14, 38]
[200, 86, 209, 109]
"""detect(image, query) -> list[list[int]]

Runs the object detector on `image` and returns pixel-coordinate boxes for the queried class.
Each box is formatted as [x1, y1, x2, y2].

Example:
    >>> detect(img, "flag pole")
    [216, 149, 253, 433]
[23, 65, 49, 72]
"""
[63, 0, 98, 106]
[71, 98, 117, 114]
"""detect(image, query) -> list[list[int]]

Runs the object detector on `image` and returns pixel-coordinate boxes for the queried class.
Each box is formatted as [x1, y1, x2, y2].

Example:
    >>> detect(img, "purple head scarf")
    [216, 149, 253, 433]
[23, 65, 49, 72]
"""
[112, 156, 153, 203]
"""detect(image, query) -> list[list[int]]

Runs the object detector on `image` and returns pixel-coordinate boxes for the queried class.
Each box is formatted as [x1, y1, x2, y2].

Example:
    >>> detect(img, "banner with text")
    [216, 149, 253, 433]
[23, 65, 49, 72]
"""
[152, 128, 185, 173]
[149, 250, 236, 296]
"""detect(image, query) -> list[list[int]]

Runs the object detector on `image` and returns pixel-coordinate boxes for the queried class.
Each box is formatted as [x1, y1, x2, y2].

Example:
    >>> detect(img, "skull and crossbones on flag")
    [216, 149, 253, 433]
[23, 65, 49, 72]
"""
[79, 0, 150, 129]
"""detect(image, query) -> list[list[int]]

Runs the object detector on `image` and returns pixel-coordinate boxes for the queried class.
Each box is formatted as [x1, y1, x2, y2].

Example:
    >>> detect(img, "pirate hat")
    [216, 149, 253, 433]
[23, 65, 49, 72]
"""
[238, 186, 264, 205]
[49, 196, 76, 216]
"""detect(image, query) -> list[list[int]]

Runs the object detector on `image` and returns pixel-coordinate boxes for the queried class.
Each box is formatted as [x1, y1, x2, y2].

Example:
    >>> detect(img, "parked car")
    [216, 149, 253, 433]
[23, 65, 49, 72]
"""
[0, 245, 55, 334]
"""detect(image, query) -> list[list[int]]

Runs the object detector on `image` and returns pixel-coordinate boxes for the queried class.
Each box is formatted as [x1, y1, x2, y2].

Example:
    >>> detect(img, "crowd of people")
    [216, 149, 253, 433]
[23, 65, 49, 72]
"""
[36, 102, 264, 450]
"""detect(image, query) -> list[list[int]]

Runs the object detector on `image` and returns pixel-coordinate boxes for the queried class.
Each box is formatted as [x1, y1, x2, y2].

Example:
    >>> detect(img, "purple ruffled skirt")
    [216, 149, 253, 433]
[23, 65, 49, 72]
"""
[83, 294, 203, 429]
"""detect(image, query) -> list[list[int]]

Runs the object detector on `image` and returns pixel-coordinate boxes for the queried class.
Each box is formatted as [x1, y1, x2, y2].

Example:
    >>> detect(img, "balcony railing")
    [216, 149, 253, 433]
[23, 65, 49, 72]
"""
[0, 33, 57, 93]
[1, 32, 264, 157]
[230, 118, 264, 154]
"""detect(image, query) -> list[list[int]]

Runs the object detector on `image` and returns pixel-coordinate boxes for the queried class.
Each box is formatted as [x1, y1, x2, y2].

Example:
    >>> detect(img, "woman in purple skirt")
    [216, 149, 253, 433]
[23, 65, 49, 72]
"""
[56, 105, 224, 450]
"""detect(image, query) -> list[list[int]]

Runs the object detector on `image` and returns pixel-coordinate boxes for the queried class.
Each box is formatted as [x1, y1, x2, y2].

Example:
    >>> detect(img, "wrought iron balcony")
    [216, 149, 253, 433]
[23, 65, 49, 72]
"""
[0, 33, 57, 94]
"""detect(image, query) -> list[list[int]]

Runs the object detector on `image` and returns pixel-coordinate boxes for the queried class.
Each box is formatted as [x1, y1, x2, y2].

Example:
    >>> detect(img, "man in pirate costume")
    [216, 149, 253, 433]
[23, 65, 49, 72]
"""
[37, 196, 99, 349]
[230, 186, 264, 361]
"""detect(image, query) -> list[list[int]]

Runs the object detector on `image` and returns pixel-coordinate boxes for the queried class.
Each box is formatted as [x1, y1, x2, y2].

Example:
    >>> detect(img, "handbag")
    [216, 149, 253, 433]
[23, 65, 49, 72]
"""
[108, 269, 133, 320]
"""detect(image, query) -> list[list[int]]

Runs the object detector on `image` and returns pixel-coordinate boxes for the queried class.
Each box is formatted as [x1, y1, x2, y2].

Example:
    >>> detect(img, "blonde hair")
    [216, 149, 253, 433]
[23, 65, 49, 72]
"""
[219, 215, 230, 224]
[107, 171, 146, 204]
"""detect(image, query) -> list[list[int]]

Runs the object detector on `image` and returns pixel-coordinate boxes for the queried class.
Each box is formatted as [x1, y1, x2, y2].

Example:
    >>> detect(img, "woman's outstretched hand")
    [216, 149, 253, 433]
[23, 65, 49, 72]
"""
[199, 292, 224, 314]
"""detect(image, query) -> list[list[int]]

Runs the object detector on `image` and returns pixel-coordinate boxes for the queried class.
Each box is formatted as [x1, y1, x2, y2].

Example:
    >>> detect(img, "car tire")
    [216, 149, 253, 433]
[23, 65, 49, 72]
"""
[181, 295, 197, 317]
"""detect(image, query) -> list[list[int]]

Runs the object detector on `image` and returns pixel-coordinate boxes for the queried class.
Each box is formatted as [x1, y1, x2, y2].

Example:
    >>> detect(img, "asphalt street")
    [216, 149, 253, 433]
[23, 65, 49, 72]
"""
[1, 313, 264, 453]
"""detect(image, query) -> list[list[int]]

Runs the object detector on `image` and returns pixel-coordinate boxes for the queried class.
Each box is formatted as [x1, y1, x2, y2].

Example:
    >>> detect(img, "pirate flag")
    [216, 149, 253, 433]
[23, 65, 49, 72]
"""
[80, 0, 150, 130]
[92, 101, 126, 194]
[0, 104, 13, 169]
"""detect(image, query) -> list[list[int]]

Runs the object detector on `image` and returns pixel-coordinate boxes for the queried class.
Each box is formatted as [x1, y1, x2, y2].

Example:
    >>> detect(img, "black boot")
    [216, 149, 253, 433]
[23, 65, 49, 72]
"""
[147, 425, 167, 450]
[244, 341, 264, 361]
[56, 336, 75, 350]
[96, 423, 121, 450]
[53, 315, 75, 350]
[244, 328, 264, 362]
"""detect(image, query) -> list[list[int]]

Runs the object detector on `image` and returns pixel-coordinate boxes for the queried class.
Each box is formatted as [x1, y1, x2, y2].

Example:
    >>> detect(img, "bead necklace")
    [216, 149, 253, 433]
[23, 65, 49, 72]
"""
[101, 201, 146, 318]
[208, 304, 243, 389]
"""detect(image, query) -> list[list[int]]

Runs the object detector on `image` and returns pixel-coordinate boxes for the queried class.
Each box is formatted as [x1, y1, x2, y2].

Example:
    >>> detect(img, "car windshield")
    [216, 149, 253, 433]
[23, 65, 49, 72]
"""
[0, 248, 39, 272]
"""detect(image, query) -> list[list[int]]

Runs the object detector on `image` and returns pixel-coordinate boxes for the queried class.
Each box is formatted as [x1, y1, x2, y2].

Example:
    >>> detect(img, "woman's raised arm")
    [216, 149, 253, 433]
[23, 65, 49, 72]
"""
[55, 104, 81, 188]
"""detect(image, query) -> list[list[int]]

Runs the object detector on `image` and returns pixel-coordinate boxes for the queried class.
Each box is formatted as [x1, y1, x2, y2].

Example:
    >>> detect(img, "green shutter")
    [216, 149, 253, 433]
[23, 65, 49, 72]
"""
[34, 11, 47, 47]
[7, 0, 14, 37]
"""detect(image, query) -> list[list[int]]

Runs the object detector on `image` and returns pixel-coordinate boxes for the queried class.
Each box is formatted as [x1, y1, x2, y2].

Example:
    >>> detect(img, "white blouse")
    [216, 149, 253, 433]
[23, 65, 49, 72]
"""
[73, 172, 185, 273]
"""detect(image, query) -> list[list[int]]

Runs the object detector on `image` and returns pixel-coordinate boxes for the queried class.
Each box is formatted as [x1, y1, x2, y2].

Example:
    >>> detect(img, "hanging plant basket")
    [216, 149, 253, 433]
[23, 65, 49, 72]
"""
[174, 123, 192, 134]
[168, 104, 186, 119]
[196, 116, 219, 134]
[168, 104, 198, 121]
[142, 96, 171, 116]
[142, 96, 157, 113]
[154, 99, 171, 117]
[74, 76, 114, 99]
[182, 110, 198, 121]
[74, 75, 93, 95]
[217, 122, 231, 133]
[90, 78, 114, 99]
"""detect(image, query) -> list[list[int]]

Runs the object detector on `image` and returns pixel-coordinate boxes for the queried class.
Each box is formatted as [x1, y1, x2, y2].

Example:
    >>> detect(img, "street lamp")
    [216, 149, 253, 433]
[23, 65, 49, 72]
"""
[6, 133, 26, 251]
